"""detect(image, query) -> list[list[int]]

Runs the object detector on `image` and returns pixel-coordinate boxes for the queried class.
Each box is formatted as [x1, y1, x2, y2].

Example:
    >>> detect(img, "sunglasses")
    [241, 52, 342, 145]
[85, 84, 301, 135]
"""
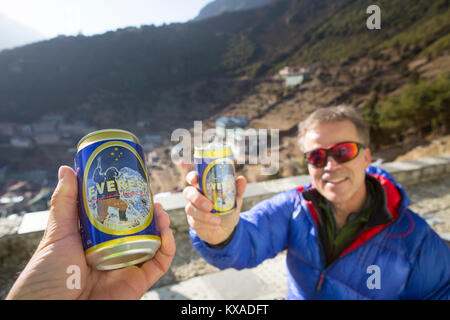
[304, 141, 365, 168]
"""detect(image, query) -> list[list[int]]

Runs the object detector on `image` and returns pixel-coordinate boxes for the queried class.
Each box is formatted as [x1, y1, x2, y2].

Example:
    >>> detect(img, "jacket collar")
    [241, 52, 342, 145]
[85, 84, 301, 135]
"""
[302, 174, 393, 235]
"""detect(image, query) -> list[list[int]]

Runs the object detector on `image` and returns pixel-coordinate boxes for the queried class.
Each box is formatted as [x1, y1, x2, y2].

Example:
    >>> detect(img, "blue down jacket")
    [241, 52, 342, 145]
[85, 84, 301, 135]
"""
[190, 166, 450, 299]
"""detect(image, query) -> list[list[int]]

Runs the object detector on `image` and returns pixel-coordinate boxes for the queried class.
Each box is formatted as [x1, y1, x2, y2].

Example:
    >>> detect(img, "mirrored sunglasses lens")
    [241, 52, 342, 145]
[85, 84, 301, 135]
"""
[331, 143, 358, 162]
[309, 150, 326, 167]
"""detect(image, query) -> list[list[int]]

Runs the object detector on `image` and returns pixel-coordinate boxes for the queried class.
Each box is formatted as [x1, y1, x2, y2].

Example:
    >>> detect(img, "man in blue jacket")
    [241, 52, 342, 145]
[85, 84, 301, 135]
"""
[183, 105, 450, 299]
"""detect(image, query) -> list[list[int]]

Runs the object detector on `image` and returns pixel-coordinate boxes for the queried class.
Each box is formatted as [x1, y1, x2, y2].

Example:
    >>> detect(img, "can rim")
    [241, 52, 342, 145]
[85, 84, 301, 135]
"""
[86, 238, 161, 270]
[77, 129, 140, 151]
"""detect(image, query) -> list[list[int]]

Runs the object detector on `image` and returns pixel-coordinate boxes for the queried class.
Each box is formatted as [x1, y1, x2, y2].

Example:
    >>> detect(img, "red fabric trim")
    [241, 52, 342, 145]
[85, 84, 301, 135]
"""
[296, 186, 319, 227]
[340, 225, 387, 257]
[383, 209, 415, 238]
[307, 201, 319, 227]
[371, 174, 401, 220]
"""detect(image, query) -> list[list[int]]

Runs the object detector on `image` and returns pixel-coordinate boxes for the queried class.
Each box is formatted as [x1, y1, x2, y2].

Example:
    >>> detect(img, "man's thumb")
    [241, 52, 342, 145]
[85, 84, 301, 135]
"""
[44, 166, 79, 243]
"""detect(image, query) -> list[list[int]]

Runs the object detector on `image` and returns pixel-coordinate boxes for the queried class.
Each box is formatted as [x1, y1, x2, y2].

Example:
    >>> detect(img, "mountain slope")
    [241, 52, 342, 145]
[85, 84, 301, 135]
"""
[194, 0, 276, 21]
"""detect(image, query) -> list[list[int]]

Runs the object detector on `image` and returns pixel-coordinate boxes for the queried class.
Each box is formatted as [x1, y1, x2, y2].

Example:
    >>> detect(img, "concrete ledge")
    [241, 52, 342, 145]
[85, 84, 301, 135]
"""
[1, 155, 449, 266]
[379, 155, 450, 186]
[17, 210, 49, 235]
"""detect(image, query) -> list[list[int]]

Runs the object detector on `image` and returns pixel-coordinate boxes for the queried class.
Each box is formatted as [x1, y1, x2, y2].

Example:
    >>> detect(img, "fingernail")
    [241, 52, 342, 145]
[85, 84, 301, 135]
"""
[186, 171, 196, 184]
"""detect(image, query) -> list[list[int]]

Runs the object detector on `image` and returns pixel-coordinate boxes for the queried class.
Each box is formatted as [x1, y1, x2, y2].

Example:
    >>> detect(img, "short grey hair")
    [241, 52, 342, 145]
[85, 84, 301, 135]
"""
[298, 105, 370, 152]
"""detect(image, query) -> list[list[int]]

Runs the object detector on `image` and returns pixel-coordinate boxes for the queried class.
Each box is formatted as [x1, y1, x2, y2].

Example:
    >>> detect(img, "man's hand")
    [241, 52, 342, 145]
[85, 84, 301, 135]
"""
[6, 166, 175, 300]
[183, 171, 246, 245]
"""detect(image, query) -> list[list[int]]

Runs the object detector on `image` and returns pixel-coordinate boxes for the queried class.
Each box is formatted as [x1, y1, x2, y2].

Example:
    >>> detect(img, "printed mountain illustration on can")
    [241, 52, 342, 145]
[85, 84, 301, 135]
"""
[97, 196, 129, 223]
[92, 159, 130, 223]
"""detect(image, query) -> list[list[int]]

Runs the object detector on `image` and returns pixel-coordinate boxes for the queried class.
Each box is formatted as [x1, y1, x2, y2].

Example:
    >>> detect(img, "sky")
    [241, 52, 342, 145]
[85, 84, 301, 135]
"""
[0, 0, 213, 38]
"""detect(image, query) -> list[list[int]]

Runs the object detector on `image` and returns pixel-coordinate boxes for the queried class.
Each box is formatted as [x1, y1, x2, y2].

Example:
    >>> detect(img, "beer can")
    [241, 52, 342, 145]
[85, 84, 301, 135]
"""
[194, 142, 237, 216]
[74, 129, 160, 270]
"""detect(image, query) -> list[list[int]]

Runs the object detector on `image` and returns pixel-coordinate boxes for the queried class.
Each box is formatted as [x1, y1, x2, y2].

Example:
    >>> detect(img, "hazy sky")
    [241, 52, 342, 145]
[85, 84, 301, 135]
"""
[0, 0, 212, 38]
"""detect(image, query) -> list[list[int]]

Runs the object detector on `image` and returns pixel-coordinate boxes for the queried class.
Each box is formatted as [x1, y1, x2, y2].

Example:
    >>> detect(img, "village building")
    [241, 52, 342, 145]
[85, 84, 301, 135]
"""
[278, 65, 314, 87]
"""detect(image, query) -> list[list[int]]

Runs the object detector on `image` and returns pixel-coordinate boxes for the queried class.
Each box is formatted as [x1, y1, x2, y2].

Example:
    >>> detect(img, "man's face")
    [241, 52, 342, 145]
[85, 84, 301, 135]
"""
[303, 120, 371, 209]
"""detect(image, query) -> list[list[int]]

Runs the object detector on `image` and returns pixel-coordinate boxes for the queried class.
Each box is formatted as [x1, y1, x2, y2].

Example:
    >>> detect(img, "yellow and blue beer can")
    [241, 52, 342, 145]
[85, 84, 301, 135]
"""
[194, 143, 237, 216]
[75, 129, 160, 270]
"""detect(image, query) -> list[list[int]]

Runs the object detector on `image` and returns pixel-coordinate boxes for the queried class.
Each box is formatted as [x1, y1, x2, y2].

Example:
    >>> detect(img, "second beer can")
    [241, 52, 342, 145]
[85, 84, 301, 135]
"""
[194, 142, 237, 216]
[74, 129, 161, 270]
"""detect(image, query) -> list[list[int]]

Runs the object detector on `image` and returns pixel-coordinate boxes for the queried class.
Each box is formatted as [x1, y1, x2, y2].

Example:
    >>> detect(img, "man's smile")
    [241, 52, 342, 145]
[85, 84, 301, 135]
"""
[323, 176, 348, 185]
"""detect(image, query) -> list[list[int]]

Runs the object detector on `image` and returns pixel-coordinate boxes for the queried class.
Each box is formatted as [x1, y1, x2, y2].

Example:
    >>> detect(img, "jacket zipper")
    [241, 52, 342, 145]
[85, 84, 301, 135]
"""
[314, 250, 342, 297]
[316, 273, 325, 291]
[313, 225, 331, 297]
[314, 225, 368, 295]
